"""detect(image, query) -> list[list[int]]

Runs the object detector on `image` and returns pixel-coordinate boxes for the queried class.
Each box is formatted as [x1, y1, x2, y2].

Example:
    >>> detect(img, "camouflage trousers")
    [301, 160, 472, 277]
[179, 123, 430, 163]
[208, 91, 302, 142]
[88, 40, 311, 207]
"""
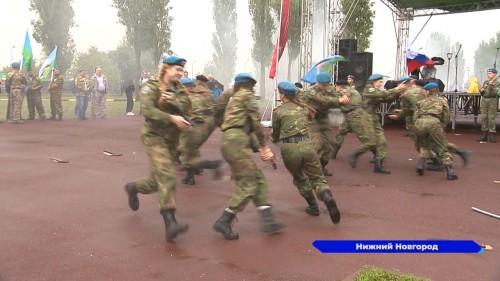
[92, 92, 107, 118]
[331, 109, 378, 156]
[27, 92, 46, 119]
[369, 115, 388, 159]
[221, 128, 270, 213]
[309, 125, 335, 164]
[9, 88, 24, 121]
[414, 117, 452, 165]
[179, 117, 216, 169]
[134, 130, 178, 211]
[49, 92, 62, 117]
[480, 97, 498, 133]
[280, 140, 330, 198]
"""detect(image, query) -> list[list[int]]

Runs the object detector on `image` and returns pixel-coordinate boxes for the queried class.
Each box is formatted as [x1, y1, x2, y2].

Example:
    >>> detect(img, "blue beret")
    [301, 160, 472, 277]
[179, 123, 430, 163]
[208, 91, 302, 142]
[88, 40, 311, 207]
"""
[409, 75, 418, 79]
[368, 73, 384, 81]
[11, 62, 20, 69]
[316, 72, 332, 84]
[487, 68, 498, 74]
[277, 81, 297, 96]
[423, 82, 438, 90]
[234, 73, 257, 84]
[162, 56, 186, 66]
[180, 77, 195, 87]
[399, 76, 411, 82]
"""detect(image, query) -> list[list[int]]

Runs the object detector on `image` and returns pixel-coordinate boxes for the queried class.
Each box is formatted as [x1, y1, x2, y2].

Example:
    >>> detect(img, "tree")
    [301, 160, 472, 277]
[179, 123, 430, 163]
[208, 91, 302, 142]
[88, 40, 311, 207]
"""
[249, 0, 276, 99]
[70, 46, 121, 94]
[113, 0, 173, 83]
[30, 0, 76, 73]
[474, 31, 500, 82]
[209, 0, 238, 87]
[340, 0, 375, 52]
[270, 0, 302, 81]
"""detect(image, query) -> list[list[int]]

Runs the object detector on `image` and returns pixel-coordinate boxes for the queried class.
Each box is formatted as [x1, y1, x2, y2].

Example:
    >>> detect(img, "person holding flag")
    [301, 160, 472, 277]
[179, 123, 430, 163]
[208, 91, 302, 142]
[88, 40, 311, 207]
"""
[48, 68, 64, 121]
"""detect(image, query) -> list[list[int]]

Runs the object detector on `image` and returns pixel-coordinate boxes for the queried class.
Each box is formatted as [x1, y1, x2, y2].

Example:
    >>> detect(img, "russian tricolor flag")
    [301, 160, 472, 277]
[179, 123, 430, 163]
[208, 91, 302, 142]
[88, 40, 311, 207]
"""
[406, 49, 433, 73]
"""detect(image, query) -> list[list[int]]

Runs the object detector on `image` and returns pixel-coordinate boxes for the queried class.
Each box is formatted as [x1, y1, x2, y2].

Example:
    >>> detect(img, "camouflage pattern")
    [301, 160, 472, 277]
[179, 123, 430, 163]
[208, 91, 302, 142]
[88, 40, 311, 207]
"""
[27, 75, 45, 119]
[329, 86, 378, 155]
[179, 85, 216, 169]
[134, 78, 191, 211]
[361, 85, 401, 159]
[413, 91, 452, 165]
[398, 86, 427, 151]
[480, 79, 499, 132]
[48, 75, 64, 117]
[75, 76, 90, 97]
[221, 88, 270, 212]
[272, 101, 330, 197]
[91, 74, 108, 118]
[7, 71, 27, 122]
[300, 84, 341, 163]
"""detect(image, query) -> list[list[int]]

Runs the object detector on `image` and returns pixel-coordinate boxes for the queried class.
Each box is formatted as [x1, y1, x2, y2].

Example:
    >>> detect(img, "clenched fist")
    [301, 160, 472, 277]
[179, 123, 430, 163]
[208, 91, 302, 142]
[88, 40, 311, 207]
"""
[260, 146, 275, 162]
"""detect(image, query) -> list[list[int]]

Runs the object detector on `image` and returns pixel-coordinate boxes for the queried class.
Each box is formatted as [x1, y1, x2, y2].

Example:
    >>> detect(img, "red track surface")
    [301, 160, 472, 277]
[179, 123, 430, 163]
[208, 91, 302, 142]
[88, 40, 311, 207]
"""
[1, 116, 499, 281]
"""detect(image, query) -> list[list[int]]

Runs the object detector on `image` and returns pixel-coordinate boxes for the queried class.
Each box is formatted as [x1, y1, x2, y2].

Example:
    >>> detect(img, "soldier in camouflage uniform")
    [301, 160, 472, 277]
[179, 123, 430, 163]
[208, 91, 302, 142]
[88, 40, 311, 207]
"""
[75, 70, 90, 120]
[91, 67, 108, 119]
[48, 68, 64, 121]
[413, 82, 458, 180]
[124, 56, 192, 242]
[178, 76, 221, 185]
[271, 81, 341, 224]
[300, 72, 347, 176]
[26, 69, 46, 120]
[328, 80, 379, 167]
[349, 74, 407, 174]
[477, 68, 499, 143]
[6, 62, 28, 124]
[213, 73, 284, 240]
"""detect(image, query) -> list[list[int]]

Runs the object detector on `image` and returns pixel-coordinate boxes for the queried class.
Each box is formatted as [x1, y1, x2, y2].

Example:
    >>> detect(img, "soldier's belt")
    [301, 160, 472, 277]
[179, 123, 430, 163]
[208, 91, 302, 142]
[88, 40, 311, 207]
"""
[419, 114, 439, 119]
[282, 134, 309, 144]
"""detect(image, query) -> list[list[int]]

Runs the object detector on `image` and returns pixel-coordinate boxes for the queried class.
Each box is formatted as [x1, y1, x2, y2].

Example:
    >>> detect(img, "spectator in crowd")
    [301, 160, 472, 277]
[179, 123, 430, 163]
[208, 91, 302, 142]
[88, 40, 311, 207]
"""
[212, 81, 222, 102]
[420, 61, 436, 79]
[125, 80, 135, 115]
[91, 67, 108, 119]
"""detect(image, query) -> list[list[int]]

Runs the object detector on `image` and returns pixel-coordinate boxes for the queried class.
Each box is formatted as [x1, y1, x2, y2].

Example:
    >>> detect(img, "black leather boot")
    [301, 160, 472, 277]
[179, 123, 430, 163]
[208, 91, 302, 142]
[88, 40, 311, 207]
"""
[348, 151, 364, 168]
[454, 149, 470, 166]
[320, 190, 341, 224]
[417, 158, 426, 175]
[321, 161, 332, 176]
[426, 157, 444, 171]
[181, 169, 195, 185]
[304, 194, 320, 216]
[213, 210, 239, 240]
[259, 207, 284, 234]
[490, 133, 496, 143]
[161, 209, 189, 242]
[373, 159, 391, 174]
[476, 131, 487, 142]
[124, 182, 139, 211]
[198, 160, 223, 180]
[445, 165, 458, 180]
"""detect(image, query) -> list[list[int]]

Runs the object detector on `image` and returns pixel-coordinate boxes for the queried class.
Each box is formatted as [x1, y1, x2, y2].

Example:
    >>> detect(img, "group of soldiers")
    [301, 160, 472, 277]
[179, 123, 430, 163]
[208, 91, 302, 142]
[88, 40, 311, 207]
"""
[122, 55, 482, 243]
[2, 62, 108, 123]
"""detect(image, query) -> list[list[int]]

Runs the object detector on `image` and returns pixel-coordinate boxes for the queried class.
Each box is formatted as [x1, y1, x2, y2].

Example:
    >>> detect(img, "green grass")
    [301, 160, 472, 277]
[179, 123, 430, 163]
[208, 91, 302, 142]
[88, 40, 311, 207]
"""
[355, 266, 431, 281]
[0, 94, 140, 119]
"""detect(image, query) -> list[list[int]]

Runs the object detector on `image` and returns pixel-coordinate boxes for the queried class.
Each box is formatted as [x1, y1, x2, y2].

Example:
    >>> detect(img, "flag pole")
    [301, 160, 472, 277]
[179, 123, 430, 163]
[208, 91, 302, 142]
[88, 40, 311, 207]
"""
[273, 0, 285, 111]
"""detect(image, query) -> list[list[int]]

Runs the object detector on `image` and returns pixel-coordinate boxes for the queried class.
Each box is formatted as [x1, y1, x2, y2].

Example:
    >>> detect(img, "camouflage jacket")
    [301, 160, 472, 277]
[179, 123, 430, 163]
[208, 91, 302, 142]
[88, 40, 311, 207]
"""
[188, 85, 215, 121]
[6, 71, 27, 90]
[480, 78, 499, 98]
[140, 78, 191, 138]
[48, 76, 64, 94]
[91, 74, 108, 94]
[362, 85, 400, 117]
[271, 101, 309, 143]
[398, 86, 426, 119]
[301, 84, 341, 129]
[214, 87, 234, 127]
[221, 88, 266, 147]
[75, 76, 90, 96]
[27, 76, 43, 94]
[336, 86, 363, 113]
[413, 93, 450, 126]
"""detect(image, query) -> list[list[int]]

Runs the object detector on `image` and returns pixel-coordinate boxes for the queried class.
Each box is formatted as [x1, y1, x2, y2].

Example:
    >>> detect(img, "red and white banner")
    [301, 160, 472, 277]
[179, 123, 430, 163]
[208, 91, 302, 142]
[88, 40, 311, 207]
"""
[268, 0, 290, 79]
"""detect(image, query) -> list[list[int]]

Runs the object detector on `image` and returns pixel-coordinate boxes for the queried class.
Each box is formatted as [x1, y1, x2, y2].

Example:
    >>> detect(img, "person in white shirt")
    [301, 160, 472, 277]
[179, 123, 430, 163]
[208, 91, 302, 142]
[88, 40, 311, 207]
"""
[91, 67, 108, 119]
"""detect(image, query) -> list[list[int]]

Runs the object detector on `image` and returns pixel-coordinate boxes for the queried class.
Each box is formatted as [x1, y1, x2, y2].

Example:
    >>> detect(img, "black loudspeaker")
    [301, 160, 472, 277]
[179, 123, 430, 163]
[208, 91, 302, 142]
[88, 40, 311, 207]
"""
[337, 61, 350, 80]
[349, 52, 373, 92]
[421, 78, 445, 92]
[338, 39, 358, 59]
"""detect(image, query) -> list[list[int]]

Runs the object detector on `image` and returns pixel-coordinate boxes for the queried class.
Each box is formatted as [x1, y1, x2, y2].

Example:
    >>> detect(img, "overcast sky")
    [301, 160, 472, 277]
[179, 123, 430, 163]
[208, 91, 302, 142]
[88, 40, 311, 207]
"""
[1, 0, 499, 79]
